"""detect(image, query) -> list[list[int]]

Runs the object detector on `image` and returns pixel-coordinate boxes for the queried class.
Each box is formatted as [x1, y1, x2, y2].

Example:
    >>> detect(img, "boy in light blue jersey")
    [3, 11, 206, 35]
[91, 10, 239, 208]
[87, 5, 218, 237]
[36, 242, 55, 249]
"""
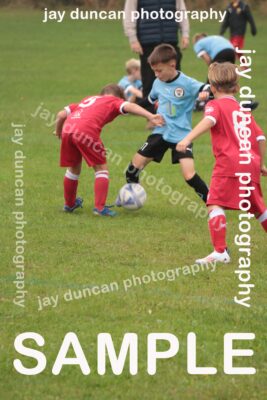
[124, 44, 209, 204]
[118, 58, 143, 102]
[148, 73, 204, 143]
[193, 34, 235, 65]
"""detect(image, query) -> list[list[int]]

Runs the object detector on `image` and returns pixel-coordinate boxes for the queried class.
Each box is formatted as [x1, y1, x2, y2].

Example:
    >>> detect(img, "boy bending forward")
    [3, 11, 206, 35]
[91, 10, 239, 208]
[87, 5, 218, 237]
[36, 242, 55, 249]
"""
[56, 84, 163, 217]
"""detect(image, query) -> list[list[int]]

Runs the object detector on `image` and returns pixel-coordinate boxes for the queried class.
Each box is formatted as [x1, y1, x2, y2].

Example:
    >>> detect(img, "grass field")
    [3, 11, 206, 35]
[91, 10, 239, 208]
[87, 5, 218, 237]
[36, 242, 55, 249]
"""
[1, 7, 267, 400]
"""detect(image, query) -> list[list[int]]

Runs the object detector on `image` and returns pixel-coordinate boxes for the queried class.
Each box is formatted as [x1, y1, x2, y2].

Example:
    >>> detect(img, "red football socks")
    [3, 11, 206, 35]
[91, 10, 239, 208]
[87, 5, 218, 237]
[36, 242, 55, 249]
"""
[94, 170, 109, 211]
[208, 208, 227, 253]
[64, 170, 79, 208]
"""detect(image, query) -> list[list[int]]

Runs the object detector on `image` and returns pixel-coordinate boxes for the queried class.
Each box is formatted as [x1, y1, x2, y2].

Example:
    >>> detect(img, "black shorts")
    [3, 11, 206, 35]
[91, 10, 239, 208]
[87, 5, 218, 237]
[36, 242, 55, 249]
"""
[137, 134, 193, 164]
[213, 48, 236, 64]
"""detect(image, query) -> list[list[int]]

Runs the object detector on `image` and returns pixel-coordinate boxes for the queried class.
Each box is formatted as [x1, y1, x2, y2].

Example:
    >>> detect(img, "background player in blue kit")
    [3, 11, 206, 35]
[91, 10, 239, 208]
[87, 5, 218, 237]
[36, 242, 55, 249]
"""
[123, 44, 209, 204]
[193, 33, 258, 111]
[118, 58, 143, 103]
[193, 34, 236, 65]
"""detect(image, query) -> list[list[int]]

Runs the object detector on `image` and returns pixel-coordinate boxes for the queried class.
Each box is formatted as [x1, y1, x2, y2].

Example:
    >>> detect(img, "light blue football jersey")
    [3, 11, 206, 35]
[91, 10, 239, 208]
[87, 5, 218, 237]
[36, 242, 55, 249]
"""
[194, 36, 234, 60]
[118, 76, 142, 99]
[148, 72, 204, 143]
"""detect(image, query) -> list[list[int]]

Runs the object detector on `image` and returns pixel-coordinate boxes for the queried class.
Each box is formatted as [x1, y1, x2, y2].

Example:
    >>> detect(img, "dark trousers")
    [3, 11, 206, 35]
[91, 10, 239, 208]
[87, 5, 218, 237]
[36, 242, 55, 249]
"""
[139, 43, 182, 112]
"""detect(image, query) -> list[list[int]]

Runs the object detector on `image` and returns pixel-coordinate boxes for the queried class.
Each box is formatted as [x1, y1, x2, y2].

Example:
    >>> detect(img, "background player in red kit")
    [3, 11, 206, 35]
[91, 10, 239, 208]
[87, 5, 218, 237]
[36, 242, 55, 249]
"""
[177, 62, 267, 264]
[220, 1, 257, 60]
[55, 84, 164, 216]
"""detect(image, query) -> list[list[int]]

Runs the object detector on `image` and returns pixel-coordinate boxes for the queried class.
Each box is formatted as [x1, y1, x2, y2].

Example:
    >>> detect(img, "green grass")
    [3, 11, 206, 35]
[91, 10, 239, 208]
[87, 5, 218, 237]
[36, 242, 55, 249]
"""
[1, 8, 267, 400]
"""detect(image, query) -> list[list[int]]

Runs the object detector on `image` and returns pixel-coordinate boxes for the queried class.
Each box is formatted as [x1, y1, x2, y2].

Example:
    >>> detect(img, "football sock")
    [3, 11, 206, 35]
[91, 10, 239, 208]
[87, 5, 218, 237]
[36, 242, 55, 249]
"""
[208, 208, 227, 253]
[186, 173, 209, 203]
[94, 170, 109, 211]
[126, 162, 142, 183]
[257, 210, 267, 232]
[64, 170, 79, 208]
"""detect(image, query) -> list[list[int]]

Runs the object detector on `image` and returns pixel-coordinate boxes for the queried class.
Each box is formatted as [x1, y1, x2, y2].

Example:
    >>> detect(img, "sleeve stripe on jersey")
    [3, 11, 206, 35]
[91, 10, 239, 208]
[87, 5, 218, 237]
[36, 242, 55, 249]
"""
[148, 95, 157, 104]
[205, 115, 216, 125]
[120, 101, 130, 114]
[197, 50, 206, 58]
[256, 135, 266, 141]
[64, 106, 71, 115]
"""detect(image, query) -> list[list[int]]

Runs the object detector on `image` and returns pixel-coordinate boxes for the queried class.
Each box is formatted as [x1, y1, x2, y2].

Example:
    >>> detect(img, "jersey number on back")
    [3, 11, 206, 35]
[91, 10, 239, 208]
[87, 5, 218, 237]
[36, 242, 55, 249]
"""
[79, 96, 100, 109]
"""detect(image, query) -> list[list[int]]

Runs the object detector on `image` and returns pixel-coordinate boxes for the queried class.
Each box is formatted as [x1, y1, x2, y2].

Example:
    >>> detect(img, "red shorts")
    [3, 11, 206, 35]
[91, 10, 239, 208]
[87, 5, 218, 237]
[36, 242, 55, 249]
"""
[207, 176, 266, 215]
[230, 35, 245, 54]
[60, 131, 106, 167]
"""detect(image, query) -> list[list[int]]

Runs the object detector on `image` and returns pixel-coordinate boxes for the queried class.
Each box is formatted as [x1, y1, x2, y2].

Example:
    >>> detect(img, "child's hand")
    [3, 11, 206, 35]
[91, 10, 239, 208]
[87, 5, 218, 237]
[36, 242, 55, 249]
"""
[261, 165, 267, 176]
[198, 91, 210, 102]
[176, 139, 191, 153]
[149, 114, 165, 127]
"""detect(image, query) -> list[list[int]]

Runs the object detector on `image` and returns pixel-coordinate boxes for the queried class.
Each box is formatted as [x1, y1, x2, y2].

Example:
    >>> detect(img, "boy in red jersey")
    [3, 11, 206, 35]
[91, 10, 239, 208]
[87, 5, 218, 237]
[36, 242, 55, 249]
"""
[177, 63, 267, 264]
[56, 84, 163, 217]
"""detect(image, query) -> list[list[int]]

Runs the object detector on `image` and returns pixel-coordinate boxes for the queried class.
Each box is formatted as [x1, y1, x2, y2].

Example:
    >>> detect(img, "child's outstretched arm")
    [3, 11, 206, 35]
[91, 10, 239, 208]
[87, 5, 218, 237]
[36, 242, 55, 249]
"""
[176, 117, 213, 153]
[122, 102, 164, 127]
[258, 138, 267, 176]
[55, 109, 68, 139]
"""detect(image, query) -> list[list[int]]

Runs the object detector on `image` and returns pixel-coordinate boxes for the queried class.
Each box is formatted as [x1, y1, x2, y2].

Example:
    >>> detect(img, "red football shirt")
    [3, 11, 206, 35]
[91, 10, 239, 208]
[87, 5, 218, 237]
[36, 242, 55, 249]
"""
[204, 96, 265, 183]
[63, 95, 128, 138]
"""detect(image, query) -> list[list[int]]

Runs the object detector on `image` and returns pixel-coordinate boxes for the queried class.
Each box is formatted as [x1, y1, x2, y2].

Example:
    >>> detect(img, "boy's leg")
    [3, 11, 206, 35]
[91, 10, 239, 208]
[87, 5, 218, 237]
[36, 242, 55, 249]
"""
[230, 36, 245, 60]
[179, 158, 209, 203]
[195, 205, 230, 264]
[126, 134, 168, 183]
[60, 131, 83, 209]
[126, 153, 153, 183]
[207, 206, 227, 253]
[250, 183, 267, 232]
[72, 134, 112, 214]
[64, 163, 82, 208]
[93, 164, 109, 211]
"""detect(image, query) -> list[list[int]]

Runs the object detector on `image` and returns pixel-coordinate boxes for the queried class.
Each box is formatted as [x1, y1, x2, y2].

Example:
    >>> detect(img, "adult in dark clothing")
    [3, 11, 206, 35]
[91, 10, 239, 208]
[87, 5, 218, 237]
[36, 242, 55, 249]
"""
[220, 1, 257, 58]
[123, 0, 189, 111]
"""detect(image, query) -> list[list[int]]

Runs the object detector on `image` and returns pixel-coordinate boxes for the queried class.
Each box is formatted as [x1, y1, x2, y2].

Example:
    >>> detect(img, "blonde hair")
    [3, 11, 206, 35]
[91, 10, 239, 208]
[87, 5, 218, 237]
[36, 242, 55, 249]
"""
[192, 33, 207, 44]
[125, 58, 140, 74]
[208, 62, 239, 94]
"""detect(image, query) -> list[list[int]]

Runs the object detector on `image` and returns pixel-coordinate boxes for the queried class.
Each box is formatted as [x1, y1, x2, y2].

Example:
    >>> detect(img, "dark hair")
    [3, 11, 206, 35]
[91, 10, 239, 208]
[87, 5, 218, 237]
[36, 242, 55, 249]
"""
[148, 44, 177, 66]
[100, 84, 125, 99]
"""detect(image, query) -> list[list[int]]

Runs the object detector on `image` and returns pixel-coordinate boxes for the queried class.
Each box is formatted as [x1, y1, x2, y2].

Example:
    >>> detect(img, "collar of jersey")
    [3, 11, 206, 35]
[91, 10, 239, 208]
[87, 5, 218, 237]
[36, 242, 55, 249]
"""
[219, 95, 238, 103]
[165, 72, 181, 84]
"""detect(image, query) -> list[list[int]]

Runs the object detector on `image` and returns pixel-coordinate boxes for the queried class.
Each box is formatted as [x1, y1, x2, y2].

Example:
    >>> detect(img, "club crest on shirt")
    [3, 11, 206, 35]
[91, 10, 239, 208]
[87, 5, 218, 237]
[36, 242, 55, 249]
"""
[205, 106, 214, 113]
[174, 87, 184, 98]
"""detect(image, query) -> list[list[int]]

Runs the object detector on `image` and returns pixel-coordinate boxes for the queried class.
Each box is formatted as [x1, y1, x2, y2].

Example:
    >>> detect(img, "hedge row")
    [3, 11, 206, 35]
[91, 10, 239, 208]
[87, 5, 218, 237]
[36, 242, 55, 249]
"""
[0, 0, 263, 10]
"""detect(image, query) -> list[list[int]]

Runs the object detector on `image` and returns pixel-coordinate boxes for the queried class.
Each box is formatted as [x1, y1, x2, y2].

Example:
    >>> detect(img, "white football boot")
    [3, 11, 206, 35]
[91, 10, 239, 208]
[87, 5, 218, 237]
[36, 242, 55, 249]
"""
[196, 249, 231, 265]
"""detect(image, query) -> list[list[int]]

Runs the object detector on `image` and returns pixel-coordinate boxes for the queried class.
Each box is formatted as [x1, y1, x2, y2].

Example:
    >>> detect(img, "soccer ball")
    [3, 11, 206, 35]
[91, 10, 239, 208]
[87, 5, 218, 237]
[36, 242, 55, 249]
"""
[117, 183, 147, 210]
